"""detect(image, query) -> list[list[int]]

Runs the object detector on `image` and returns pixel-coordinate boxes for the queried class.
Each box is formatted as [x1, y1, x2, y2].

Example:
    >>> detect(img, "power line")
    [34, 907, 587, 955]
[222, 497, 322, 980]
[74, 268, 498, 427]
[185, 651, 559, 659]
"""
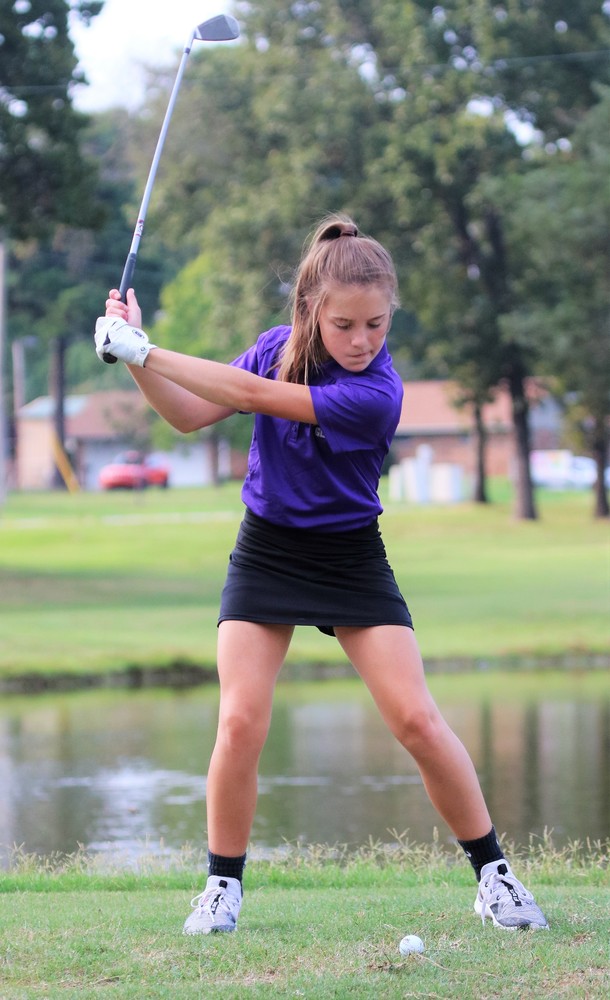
[2, 49, 609, 97]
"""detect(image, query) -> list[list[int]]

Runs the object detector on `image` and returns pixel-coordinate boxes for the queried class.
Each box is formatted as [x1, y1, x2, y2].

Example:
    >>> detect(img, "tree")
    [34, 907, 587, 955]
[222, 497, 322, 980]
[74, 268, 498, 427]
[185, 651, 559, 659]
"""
[372, 106, 525, 504]
[347, 0, 610, 517]
[151, 253, 255, 471]
[498, 89, 610, 517]
[0, 0, 104, 489]
[0, 0, 103, 238]
[6, 105, 172, 480]
[134, 24, 383, 349]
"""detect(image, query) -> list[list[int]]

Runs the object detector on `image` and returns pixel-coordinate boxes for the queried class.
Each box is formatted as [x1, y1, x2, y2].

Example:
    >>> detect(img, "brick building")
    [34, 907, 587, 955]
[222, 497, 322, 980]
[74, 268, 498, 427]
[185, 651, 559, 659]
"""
[392, 380, 561, 477]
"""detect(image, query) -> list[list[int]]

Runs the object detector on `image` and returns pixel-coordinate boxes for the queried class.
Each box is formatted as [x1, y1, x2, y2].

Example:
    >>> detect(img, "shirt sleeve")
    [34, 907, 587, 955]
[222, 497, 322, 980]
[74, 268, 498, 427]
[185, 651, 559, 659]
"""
[229, 325, 290, 376]
[228, 341, 261, 375]
[310, 377, 403, 453]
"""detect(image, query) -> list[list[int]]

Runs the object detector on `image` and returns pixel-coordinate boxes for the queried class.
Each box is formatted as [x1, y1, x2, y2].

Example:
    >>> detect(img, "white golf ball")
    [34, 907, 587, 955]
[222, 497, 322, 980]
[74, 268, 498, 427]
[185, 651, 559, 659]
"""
[399, 934, 424, 955]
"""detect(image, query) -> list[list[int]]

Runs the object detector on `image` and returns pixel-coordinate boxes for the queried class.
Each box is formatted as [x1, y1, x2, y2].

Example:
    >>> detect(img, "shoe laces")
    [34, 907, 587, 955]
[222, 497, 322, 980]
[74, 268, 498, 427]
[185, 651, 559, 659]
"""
[190, 885, 235, 923]
[479, 868, 533, 924]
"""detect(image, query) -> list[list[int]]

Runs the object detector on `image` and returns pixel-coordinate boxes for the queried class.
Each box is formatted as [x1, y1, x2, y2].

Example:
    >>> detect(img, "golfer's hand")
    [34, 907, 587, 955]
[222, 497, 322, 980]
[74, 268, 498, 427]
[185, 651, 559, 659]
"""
[94, 317, 156, 367]
[106, 287, 142, 328]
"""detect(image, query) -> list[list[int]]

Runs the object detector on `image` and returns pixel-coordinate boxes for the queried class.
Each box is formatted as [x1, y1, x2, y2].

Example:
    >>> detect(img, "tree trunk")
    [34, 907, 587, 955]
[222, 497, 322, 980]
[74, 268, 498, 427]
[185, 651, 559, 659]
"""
[50, 335, 67, 491]
[0, 238, 8, 505]
[472, 401, 489, 503]
[591, 414, 609, 519]
[507, 365, 538, 520]
[208, 427, 220, 485]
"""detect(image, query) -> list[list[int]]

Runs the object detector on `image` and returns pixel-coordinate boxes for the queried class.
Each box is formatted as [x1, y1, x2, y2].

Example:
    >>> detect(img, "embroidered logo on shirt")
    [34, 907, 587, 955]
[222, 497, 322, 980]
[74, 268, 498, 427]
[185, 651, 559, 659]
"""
[314, 426, 325, 439]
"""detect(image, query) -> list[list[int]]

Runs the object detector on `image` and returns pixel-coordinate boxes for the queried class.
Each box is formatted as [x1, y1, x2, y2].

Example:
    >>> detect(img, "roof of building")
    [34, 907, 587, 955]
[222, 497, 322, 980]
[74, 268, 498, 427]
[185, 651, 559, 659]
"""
[20, 391, 147, 440]
[397, 381, 514, 435]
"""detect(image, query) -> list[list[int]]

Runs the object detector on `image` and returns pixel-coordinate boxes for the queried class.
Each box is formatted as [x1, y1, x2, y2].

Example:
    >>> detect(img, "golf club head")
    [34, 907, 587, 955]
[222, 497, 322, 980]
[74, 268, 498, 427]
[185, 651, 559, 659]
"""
[195, 14, 240, 42]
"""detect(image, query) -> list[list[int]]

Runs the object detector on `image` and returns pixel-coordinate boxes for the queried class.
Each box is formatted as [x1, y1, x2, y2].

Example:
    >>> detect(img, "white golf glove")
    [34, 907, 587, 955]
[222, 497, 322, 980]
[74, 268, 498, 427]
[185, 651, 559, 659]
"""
[94, 317, 156, 367]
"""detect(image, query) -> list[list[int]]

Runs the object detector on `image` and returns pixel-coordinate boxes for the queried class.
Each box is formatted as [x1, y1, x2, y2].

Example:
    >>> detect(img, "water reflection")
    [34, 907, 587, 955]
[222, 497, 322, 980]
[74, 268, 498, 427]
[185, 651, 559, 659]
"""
[0, 675, 607, 865]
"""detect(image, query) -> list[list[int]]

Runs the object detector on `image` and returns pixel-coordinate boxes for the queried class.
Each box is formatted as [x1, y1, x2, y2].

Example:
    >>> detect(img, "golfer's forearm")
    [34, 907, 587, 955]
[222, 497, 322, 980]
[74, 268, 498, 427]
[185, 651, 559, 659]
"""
[144, 347, 316, 423]
[144, 348, 262, 412]
[128, 362, 235, 432]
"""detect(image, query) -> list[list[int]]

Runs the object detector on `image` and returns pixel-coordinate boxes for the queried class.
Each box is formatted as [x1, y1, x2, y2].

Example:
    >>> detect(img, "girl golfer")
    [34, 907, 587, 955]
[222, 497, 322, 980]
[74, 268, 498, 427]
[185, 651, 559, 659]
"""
[96, 215, 548, 935]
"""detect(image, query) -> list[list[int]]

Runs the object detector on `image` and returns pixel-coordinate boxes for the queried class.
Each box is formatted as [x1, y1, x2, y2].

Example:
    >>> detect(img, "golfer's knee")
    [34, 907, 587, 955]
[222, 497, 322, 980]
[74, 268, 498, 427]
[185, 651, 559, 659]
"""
[219, 708, 268, 756]
[394, 705, 442, 752]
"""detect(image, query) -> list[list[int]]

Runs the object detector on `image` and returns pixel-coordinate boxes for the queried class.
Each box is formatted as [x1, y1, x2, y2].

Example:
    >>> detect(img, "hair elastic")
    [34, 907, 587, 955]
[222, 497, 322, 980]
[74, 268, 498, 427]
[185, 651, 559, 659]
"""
[321, 223, 359, 241]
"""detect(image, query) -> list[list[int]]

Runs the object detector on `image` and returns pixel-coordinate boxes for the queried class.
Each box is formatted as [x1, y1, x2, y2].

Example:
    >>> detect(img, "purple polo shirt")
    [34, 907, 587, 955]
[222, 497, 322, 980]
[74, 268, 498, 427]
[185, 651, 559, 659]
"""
[230, 325, 403, 531]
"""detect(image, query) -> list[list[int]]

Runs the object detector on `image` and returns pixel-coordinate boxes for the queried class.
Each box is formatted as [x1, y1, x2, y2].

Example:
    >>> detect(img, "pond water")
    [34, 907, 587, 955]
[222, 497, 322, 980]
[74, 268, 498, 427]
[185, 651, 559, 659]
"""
[0, 674, 608, 866]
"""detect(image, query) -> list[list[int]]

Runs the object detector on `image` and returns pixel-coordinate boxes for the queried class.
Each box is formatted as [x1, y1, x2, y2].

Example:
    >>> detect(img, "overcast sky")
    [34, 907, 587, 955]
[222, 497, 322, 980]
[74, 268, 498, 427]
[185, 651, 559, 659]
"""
[69, 1, 234, 111]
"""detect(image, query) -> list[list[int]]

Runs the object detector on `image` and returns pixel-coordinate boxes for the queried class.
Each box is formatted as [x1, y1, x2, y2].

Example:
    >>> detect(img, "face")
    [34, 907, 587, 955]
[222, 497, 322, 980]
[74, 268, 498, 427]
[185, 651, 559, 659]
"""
[317, 283, 392, 372]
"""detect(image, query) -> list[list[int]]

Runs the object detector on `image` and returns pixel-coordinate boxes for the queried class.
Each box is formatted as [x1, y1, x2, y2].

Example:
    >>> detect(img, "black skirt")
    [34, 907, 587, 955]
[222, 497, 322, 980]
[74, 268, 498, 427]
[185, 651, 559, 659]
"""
[218, 508, 413, 636]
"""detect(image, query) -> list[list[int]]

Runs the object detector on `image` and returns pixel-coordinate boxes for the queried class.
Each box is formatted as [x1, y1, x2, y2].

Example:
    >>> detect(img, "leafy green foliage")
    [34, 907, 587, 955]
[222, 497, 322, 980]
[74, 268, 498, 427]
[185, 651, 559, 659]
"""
[6, 106, 172, 405]
[495, 87, 610, 515]
[137, 29, 382, 351]
[0, 0, 103, 238]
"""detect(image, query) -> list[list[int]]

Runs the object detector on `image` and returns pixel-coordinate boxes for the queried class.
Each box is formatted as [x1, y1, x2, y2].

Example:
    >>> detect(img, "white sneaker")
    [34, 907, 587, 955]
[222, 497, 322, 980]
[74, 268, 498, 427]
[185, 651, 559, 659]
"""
[475, 860, 549, 930]
[183, 876, 242, 935]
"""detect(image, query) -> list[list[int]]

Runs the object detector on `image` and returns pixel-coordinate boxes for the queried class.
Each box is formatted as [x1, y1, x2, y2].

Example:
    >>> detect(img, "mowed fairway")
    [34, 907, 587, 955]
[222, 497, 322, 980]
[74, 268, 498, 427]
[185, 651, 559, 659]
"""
[1, 846, 609, 1000]
[0, 483, 608, 678]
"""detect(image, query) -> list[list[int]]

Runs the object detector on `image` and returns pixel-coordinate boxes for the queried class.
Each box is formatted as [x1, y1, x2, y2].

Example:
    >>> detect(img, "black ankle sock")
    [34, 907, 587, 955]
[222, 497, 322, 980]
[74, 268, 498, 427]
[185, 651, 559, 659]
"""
[207, 850, 247, 883]
[457, 826, 505, 882]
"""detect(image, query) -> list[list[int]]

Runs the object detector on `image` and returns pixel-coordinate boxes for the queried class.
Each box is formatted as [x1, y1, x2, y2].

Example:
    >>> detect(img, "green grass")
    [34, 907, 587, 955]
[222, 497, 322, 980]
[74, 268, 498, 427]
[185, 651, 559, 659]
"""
[0, 482, 608, 679]
[1, 839, 608, 999]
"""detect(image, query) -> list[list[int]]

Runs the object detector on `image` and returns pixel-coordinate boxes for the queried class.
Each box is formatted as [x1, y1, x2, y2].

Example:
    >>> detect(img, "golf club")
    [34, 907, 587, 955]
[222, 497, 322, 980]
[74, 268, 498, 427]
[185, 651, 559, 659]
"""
[102, 13, 239, 363]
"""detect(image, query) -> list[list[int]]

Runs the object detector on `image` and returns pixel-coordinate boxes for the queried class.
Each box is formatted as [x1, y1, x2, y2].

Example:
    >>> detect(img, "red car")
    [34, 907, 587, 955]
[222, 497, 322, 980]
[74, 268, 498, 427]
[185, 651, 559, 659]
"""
[98, 451, 170, 490]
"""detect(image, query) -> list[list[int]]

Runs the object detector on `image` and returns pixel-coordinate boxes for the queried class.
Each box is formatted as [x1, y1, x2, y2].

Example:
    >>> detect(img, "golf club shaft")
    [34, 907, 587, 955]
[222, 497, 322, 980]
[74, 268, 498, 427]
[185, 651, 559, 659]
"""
[119, 27, 197, 300]
[103, 28, 197, 362]
[101, 13, 239, 364]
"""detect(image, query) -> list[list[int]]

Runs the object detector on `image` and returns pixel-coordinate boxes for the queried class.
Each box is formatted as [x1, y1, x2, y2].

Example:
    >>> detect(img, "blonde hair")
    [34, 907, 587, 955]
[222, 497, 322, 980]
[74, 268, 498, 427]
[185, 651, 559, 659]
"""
[276, 214, 399, 384]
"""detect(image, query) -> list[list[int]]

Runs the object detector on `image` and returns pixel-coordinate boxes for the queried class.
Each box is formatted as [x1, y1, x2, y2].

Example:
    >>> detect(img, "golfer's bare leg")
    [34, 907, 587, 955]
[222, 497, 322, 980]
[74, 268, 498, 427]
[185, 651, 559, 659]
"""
[206, 621, 294, 856]
[335, 625, 492, 840]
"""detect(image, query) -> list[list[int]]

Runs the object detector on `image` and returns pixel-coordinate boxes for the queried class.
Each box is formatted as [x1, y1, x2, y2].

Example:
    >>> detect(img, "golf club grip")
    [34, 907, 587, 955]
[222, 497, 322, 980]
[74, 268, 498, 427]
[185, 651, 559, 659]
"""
[102, 253, 138, 364]
[119, 253, 137, 302]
